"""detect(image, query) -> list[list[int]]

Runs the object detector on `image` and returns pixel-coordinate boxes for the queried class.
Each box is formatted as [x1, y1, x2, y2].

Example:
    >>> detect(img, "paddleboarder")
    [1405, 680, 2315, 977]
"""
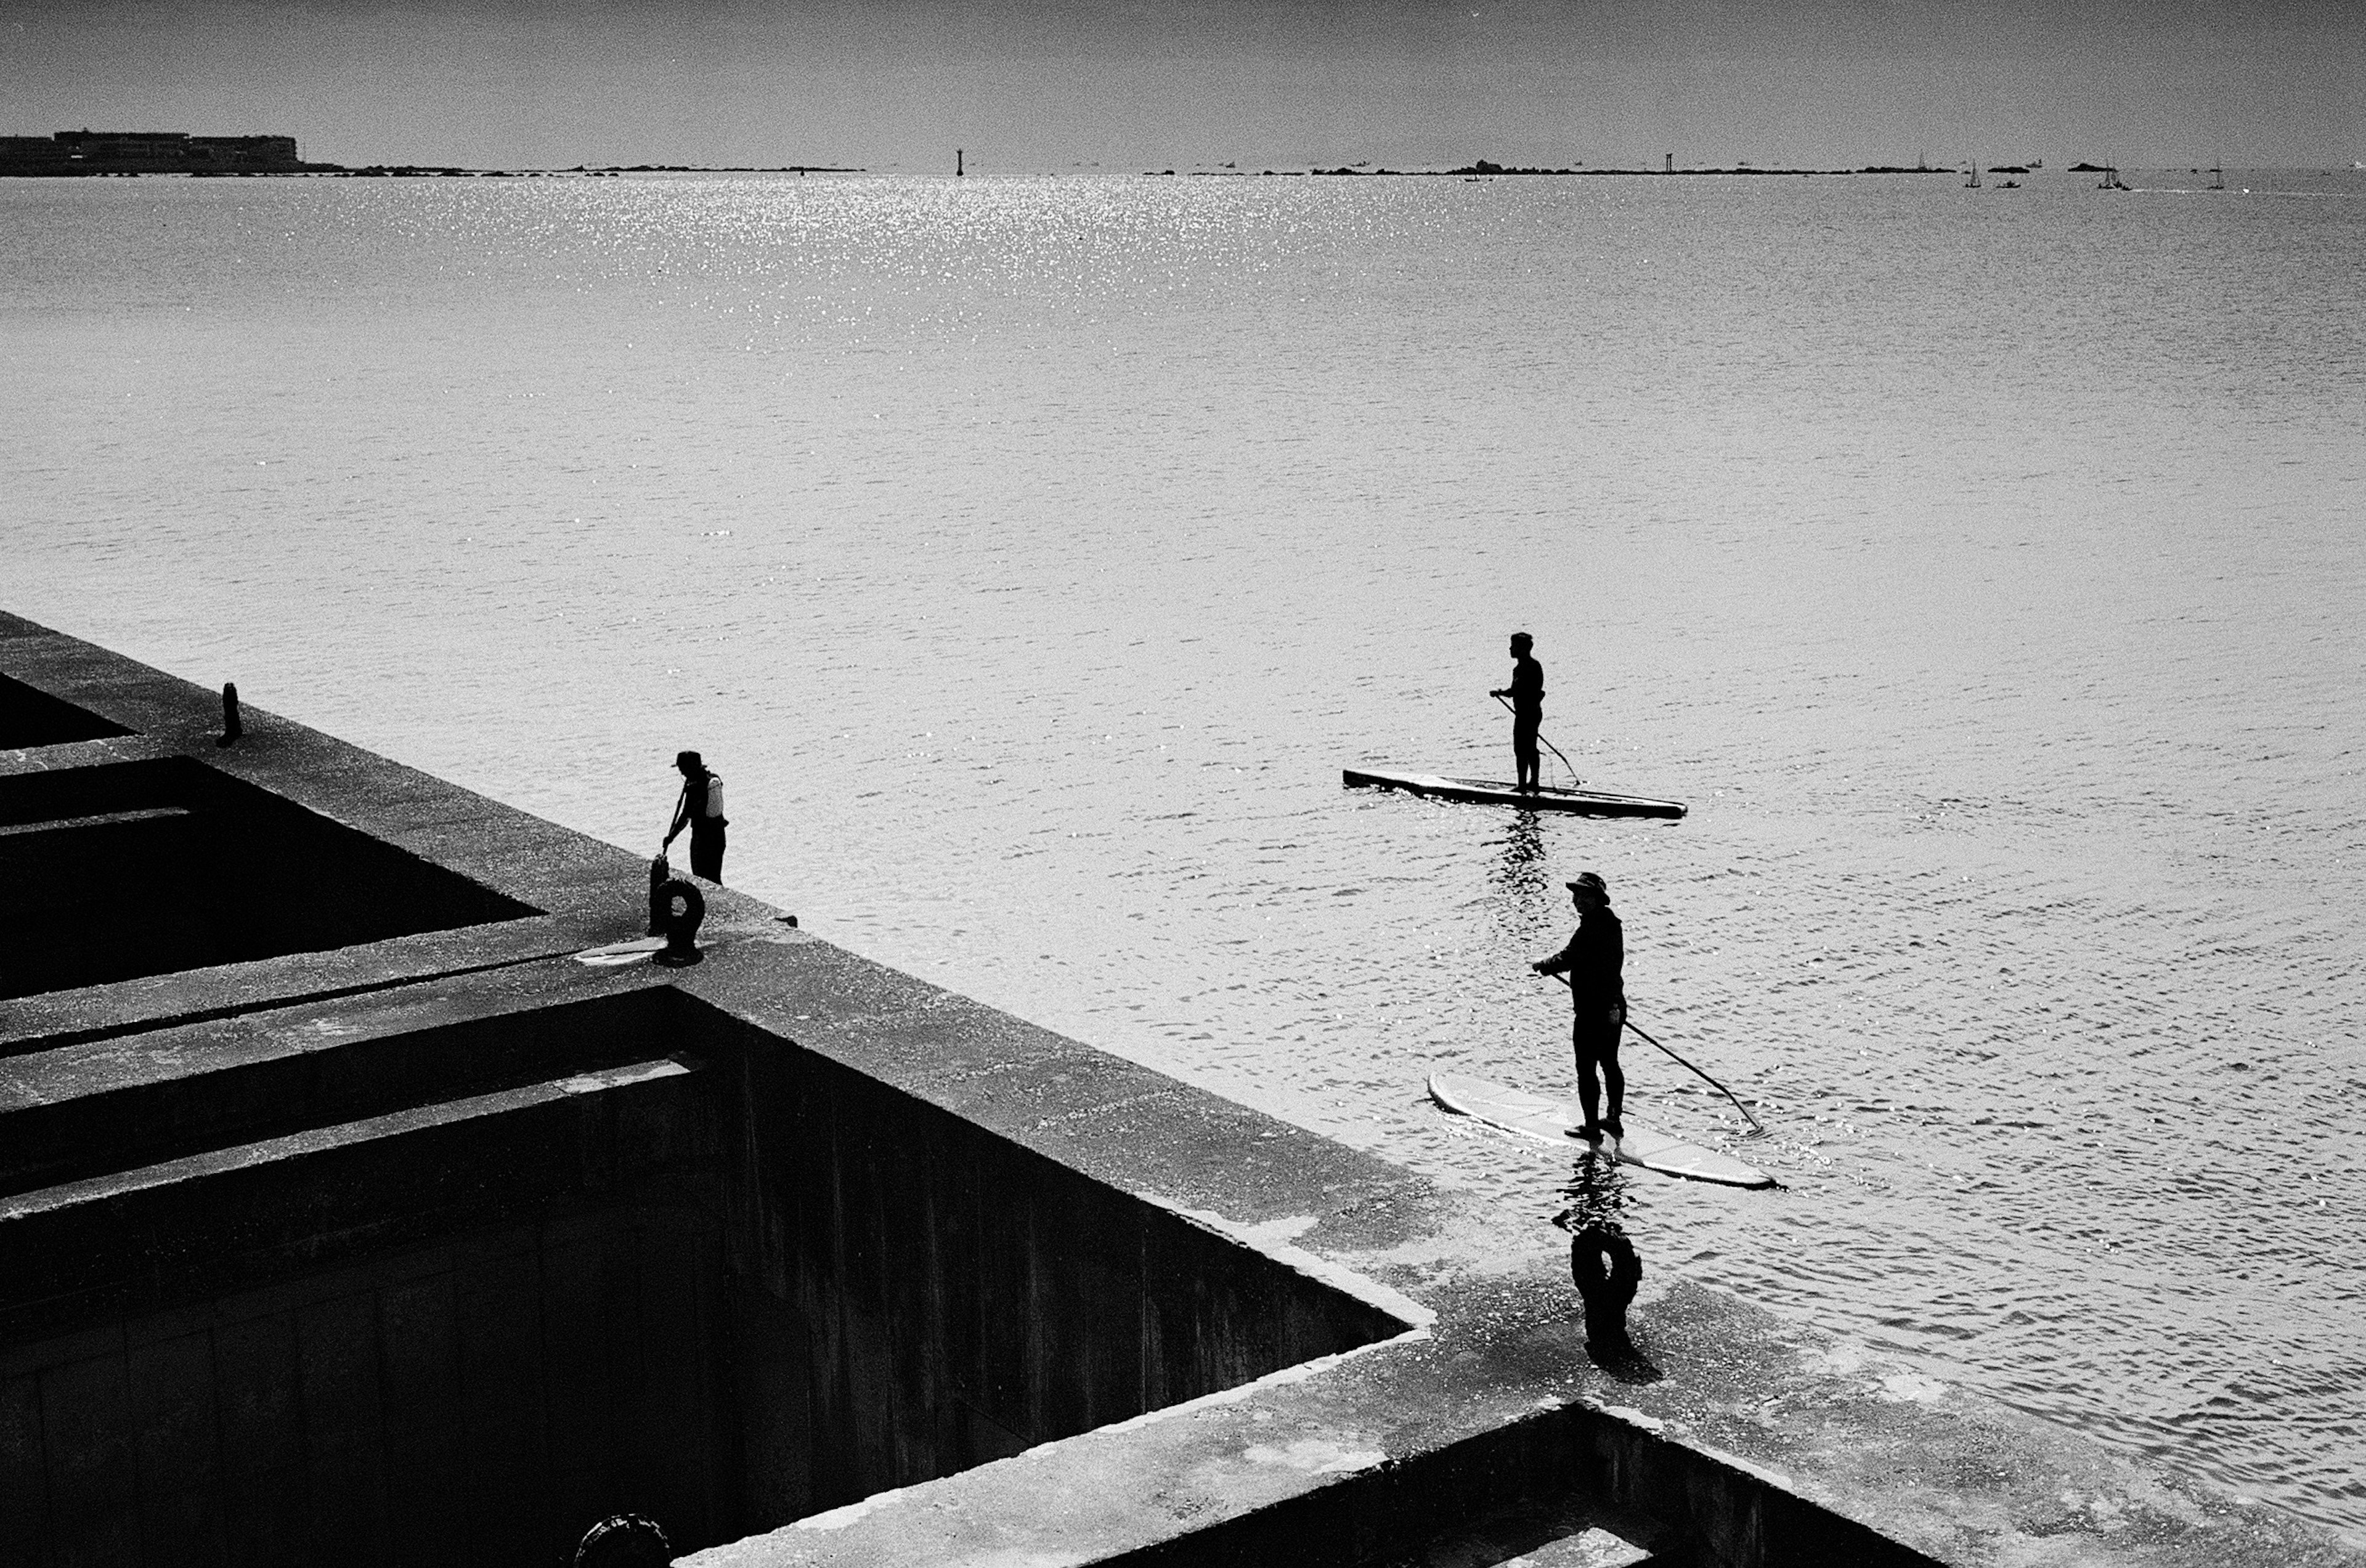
[662, 749, 728, 884]
[1532, 871, 1625, 1146]
[1489, 632, 1544, 794]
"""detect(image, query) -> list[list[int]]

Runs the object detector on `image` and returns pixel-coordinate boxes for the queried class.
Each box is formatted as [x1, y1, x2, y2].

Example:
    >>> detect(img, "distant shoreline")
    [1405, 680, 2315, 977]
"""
[4, 163, 1959, 181]
[1161, 164, 1955, 177]
[0, 164, 868, 179]
[10, 163, 2344, 182]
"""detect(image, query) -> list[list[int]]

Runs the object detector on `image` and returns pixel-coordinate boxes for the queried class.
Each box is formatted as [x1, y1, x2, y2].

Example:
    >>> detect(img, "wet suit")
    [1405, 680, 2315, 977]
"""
[1505, 652, 1543, 792]
[1535, 904, 1625, 1138]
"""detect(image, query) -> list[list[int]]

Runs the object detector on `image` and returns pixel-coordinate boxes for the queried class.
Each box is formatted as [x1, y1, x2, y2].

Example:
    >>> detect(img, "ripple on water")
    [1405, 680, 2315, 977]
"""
[9, 171, 2365, 1543]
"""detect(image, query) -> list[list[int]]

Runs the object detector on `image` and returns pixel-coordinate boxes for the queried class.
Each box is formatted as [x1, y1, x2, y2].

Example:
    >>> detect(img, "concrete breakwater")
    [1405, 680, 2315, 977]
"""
[0, 609, 2353, 1568]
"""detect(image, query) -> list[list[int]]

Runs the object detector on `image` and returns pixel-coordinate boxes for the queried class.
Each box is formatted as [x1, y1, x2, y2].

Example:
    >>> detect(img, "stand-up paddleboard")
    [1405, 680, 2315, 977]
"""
[1428, 1071, 1774, 1188]
[1344, 766, 1685, 819]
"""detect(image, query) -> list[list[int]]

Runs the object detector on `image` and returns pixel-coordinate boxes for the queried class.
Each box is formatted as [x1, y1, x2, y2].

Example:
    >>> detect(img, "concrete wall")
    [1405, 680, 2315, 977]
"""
[0, 986, 681, 1194]
[0, 987, 1410, 1565]
[1073, 1393, 1943, 1568]
[0, 1206, 728, 1568]
[0, 1054, 722, 1568]
[701, 996, 1409, 1526]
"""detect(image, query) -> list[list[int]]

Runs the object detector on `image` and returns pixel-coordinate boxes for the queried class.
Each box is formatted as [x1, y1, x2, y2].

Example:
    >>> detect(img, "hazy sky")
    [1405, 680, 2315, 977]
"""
[5, 1, 2360, 171]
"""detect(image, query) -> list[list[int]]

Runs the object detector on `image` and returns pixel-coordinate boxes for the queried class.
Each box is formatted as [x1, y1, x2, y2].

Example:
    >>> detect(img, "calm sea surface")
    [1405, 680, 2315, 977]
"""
[7, 168, 2364, 1538]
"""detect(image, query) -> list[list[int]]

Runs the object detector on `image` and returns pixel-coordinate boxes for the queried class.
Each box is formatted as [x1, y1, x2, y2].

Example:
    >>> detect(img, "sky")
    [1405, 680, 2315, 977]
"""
[3, 1, 2361, 173]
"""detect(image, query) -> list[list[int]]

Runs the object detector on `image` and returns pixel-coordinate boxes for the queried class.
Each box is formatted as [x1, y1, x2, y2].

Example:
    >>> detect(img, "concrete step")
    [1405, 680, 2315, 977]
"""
[0, 980, 681, 1195]
[0, 1055, 706, 1345]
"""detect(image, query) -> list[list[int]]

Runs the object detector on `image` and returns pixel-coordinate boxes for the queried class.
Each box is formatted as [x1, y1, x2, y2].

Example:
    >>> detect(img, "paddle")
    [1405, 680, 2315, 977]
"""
[1491, 692, 1582, 789]
[1622, 1016, 1766, 1137]
[1544, 973, 1765, 1136]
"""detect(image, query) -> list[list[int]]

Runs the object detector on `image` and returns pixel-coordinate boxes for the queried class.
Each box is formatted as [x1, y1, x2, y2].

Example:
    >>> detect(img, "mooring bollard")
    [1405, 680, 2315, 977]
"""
[648, 853, 673, 936]
[1568, 1222, 1643, 1356]
[217, 681, 242, 748]
[652, 877, 705, 967]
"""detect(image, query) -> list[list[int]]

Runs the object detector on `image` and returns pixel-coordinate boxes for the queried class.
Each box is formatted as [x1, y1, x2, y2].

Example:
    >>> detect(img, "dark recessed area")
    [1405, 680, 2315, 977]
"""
[0, 988, 684, 1198]
[0, 757, 540, 1001]
[0, 674, 132, 750]
[0, 989, 1410, 1567]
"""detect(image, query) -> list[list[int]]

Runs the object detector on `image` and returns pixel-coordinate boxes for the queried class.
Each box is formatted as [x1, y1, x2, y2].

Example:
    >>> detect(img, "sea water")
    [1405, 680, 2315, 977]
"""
[6, 168, 2364, 1538]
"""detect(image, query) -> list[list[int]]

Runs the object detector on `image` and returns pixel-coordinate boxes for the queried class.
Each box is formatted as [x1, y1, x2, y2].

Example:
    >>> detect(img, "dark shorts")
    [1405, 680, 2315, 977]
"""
[1571, 1004, 1622, 1060]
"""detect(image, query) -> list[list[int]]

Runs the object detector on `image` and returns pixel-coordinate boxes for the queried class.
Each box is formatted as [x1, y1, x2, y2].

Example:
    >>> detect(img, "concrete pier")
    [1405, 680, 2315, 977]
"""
[1, 608, 2357, 1567]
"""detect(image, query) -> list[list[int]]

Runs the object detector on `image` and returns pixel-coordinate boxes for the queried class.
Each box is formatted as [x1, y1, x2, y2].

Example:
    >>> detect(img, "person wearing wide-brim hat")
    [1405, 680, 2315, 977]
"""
[662, 749, 728, 884]
[1532, 871, 1627, 1147]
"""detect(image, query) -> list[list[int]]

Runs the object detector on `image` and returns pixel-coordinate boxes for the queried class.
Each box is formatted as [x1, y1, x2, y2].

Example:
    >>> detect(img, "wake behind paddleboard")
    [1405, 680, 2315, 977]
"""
[1344, 766, 1685, 819]
[1428, 1071, 1774, 1189]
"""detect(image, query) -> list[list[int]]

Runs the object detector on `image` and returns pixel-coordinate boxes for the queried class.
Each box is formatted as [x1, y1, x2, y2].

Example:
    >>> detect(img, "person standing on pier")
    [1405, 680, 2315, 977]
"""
[1533, 871, 1625, 1147]
[1489, 631, 1545, 793]
[663, 750, 728, 884]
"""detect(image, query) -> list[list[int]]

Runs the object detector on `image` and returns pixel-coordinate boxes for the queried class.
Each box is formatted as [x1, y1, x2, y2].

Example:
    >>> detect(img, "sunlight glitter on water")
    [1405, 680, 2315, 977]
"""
[7, 169, 2365, 1540]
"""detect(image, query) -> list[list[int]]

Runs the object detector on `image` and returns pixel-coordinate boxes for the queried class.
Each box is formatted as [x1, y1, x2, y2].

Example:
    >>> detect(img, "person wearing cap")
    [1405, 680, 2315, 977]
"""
[1489, 632, 1544, 794]
[662, 750, 728, 884]
[1533, 871, 1627, 1145]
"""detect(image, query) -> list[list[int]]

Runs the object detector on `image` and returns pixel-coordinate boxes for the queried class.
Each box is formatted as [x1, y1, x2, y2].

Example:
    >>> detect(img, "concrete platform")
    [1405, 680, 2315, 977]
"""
[1, 610, 2356, 1568]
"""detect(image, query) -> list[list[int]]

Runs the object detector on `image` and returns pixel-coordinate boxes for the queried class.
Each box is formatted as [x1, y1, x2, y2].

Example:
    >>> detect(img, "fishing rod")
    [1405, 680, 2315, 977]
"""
[1492, 692, 1582, 789]
[1546, 973, 1765, 1136]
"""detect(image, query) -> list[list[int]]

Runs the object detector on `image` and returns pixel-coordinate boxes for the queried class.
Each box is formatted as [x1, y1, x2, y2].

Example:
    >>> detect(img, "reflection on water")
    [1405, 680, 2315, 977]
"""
[7, 173, 2365, 1541]
[1486, 810, 1551, 912]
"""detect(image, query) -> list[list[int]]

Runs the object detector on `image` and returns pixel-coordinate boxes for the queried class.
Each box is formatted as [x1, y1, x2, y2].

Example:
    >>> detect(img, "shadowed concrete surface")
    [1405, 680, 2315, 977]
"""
[0, 672, 132, 750]
[1, 610, 2357, 1568]
[0, 754, 542, 999]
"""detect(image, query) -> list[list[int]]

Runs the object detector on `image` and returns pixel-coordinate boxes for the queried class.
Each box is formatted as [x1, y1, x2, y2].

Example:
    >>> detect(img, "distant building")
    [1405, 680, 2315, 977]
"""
[0, 129, 304, 175]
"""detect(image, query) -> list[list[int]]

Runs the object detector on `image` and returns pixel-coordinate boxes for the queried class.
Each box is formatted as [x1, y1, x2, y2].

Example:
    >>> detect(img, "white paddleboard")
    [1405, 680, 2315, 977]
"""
[1429, 1071, 1775, 1189]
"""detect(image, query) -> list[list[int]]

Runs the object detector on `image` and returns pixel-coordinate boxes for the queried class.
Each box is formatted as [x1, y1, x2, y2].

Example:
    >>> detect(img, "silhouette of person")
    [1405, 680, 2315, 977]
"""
[1532, 871, 1625, 1147]
[1489, 632, 1544, 792]
[663, 750, 728, 884]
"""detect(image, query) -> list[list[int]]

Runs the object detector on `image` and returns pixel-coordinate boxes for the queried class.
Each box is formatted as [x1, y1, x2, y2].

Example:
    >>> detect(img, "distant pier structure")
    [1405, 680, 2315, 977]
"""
[0, 129, 303, 175]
